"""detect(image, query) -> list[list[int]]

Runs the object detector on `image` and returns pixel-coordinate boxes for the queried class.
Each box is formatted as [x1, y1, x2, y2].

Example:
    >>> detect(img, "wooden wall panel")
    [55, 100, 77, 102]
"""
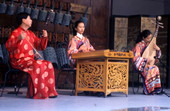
[73, 0, 91, 6]
[0, 0, 110, 50]
[59, 0, 74, 3]
[127, 16, 141, 50]
[32, 0, 110, 49]
[43, 0, 51, 7]
[90, 0, 109, 49]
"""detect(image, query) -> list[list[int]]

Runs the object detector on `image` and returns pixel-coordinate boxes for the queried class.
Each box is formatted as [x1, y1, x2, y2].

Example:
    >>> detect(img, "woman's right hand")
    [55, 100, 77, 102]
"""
[78, 44, 89, 52]
[147, 57, 154, 65]
[18, 31, 26, 40]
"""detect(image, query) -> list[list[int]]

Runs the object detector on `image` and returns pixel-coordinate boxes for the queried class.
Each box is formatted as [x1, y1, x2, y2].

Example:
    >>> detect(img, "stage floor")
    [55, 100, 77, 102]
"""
[0, 87, 170, 111]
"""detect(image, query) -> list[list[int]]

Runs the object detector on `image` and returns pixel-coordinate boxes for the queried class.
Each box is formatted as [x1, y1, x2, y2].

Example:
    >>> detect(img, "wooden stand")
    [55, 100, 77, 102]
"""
[72, 49, 133, 97]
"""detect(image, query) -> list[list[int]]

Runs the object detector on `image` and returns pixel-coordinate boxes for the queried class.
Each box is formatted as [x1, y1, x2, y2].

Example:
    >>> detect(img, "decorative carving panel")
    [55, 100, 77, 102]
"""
[78, 63, 104, 89]
[107, 63, 128, 89]
[75, 58, 130, 96]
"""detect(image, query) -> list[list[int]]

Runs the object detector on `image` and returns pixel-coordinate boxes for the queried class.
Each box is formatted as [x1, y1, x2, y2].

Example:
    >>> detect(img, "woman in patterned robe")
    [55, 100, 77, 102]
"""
[132, 30, 162, 95]
[67, 20, 104, 96]
[68, 20, 95, 63]
[5, 13, 58, 99]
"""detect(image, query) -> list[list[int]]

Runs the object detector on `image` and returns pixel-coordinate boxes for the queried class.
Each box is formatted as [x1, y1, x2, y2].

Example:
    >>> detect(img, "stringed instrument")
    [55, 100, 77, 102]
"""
[142, 16, 164, 65]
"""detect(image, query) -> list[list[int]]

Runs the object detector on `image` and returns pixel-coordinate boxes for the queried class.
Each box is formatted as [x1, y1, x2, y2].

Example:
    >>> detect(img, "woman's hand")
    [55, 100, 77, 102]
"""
[153, 44, 160, 51]
[78, 44, 89, 52]
[89, 48, 95, 51]
[34, 53, 40, 60]
[42, 30, 48, 37]
[147, 57, 154, 65]
[18, 31, 26, 40]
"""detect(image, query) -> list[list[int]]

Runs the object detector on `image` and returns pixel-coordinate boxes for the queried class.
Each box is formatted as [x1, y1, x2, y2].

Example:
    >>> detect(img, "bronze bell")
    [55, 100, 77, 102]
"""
[46, 10, 55, 24]
[6, 0, 15, 15]
[61, 3, 71, 26]
[30, 1, 39, 20]
[0, 0, 7, 14]
[43, 47, 58, 65]
[16, 0, 24, 14]
[54, 12, 63, 25]
[55, 47, 70, 68]
[38, 3, 47, 22]
[79, 7, 88, 26]
[46, 3, 55, 23]
[54, 4, 63, 24]
[62, 10, 71, 26]
[24, 0, 31, 14]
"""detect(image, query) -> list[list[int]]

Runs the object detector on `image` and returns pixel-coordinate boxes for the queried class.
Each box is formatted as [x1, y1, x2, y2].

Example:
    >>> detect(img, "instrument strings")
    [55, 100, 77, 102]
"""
[25, 37, 43, 59]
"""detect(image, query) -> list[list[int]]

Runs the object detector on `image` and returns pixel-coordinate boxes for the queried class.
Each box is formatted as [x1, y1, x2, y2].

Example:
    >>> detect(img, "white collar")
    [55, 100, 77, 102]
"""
[76, 33, 83, 39]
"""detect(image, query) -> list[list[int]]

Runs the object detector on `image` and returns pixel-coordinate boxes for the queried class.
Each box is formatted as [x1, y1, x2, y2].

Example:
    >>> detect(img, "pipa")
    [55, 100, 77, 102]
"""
[142, 16, 163, 65]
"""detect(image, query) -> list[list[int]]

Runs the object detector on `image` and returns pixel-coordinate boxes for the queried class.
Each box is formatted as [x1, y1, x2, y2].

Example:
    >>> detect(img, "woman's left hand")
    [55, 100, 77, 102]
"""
[153, 44, 160, 51]
[42, 30, 48, 37]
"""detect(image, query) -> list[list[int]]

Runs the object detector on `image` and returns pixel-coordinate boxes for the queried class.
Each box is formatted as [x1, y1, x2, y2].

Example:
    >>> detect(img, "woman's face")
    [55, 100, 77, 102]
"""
[143, 34, 152, 43]
[22, 16, 32, 27]
[75, 22, 85, 34]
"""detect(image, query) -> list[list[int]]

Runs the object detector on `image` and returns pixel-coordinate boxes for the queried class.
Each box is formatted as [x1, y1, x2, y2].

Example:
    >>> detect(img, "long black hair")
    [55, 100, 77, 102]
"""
[16, 12, 30, 26]
[72, 20, 85, 36]
[135, 30, 152, 43]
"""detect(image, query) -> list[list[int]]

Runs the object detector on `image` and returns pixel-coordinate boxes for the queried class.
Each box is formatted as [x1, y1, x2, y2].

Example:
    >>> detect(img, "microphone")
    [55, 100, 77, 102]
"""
[46, 9, 54, 25]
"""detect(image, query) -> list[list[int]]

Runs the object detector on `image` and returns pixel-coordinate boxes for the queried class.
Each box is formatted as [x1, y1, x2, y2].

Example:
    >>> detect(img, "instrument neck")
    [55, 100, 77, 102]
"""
[153, 24, 159, 37]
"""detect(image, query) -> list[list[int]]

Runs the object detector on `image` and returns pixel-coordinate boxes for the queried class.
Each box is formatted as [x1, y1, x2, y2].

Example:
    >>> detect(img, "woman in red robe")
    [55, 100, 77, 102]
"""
[5, 13, 58, 99]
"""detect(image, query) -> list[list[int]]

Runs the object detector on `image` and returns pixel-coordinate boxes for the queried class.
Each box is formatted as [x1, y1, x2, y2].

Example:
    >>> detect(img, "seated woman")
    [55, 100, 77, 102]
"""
[68, 20, 95, 63]
[68, 20, 101, 96]
[5, 13, 58, 99]
[132, 30, 162, 95]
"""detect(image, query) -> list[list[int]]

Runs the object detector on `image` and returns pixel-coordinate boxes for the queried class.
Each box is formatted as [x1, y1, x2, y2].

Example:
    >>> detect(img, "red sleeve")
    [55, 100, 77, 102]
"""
[5, 29, 25, 59]
[6, 31, 20, 51]
[31, 31, 48, 50]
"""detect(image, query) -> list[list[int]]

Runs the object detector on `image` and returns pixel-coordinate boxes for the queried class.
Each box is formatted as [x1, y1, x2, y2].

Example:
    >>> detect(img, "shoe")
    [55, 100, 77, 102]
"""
[143, 90, 146, 95]
[49, 95, 58, 98]
[156, 92, 163, 95]
[94, 92, 104, 97]
[155, 91, 163, 95]
[143, 90, 150, 95]
[107, 93, 112, 97]
[84, 91, 91, 95]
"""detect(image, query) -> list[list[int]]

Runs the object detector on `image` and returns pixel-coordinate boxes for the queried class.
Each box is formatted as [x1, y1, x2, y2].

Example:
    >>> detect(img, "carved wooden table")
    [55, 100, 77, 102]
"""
[72, 49, 134, 97]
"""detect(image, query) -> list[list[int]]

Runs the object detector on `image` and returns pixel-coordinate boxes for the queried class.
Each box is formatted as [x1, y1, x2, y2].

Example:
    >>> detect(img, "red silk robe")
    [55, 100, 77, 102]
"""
[6, 27, 58, 99]
[132, 40, 162, 94]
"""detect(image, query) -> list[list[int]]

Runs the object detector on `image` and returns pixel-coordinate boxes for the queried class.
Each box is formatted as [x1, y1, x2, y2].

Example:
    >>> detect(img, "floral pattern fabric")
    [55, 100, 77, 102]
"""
[5, 27, 58, 99]
[67, 36, 95, 63]
[132, 40, 162, 94]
